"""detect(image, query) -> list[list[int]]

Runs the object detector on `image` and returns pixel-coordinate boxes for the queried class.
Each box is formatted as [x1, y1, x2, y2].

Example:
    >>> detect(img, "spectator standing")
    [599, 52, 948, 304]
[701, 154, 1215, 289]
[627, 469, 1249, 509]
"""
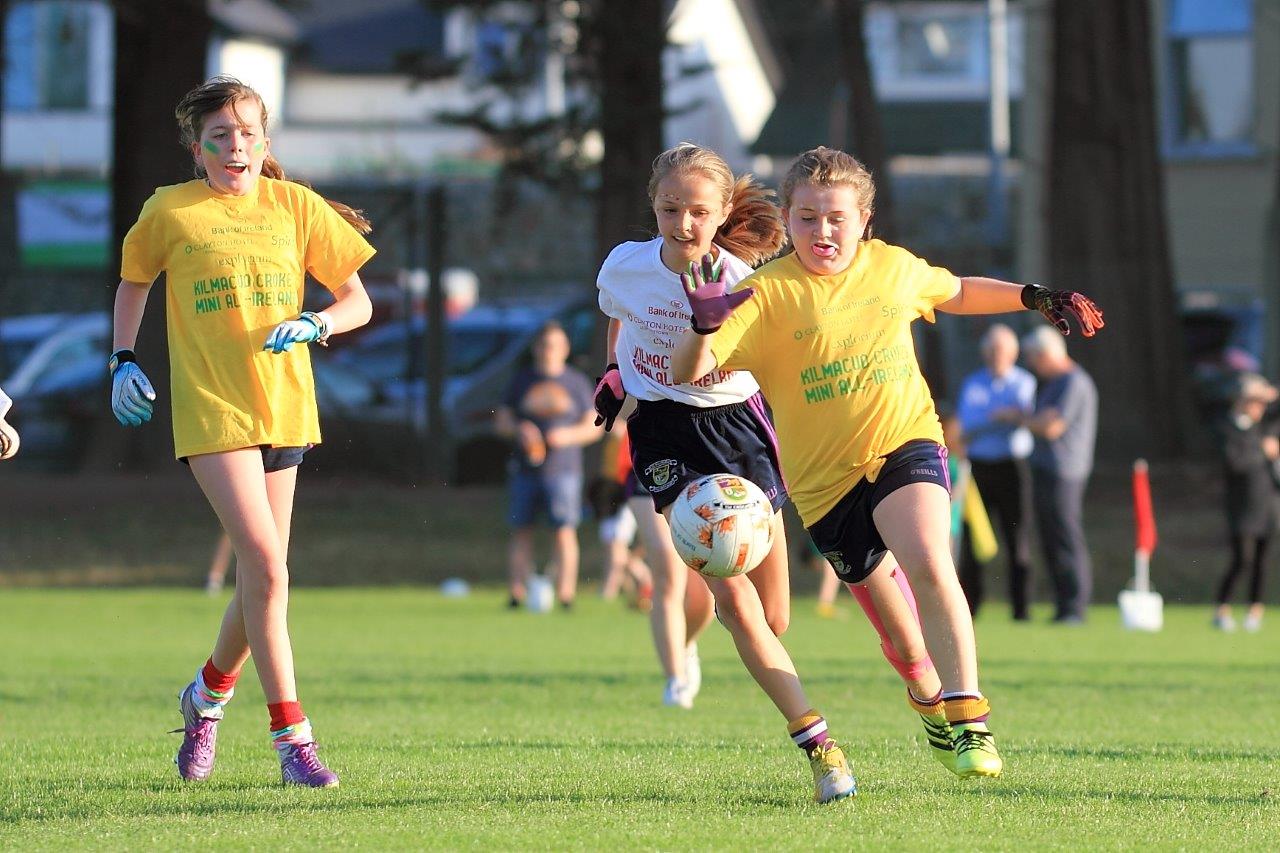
[1211, 373, 1279, 632]
[495, 321, 602, 610]
[1020, 326, 1098, 624]
[956, 325, 1036, 620]
[0, 384, 18, 460]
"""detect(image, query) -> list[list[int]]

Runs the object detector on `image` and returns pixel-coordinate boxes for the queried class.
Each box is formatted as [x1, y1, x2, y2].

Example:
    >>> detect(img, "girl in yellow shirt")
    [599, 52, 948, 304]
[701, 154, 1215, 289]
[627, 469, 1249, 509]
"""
[111, 77, 376, 788]
[595, 144, 982, 803]
[674, 146, 1103, 782]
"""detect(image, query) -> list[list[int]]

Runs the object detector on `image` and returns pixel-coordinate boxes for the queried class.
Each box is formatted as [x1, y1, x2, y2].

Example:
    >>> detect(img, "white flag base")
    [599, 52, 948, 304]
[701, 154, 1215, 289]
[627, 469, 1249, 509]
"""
[1118, 589, 1164, 632]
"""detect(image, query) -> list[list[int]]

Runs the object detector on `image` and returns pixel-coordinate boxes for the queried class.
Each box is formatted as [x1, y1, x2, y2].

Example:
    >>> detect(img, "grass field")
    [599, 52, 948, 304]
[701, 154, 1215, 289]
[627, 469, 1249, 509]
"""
[1, 589, 1275, 850]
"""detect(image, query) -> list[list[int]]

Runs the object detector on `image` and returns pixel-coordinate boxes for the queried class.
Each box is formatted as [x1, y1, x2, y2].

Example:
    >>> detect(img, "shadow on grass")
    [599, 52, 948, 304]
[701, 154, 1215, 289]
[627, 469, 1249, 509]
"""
[1014, 743, 1278, 763]
[967, 781, 1274, 808]
[4, 780, 803, 824]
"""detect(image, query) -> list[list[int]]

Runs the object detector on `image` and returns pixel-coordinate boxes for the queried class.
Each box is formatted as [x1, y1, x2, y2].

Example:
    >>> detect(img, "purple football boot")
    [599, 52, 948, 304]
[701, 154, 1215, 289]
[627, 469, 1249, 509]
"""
[174, 681, 220, 781]
[279, 742, 340, 788]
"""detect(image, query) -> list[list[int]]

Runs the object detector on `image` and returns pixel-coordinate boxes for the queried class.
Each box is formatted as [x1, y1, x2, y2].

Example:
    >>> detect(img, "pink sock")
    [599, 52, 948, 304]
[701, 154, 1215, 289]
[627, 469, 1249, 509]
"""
[848, 567, 936, 682]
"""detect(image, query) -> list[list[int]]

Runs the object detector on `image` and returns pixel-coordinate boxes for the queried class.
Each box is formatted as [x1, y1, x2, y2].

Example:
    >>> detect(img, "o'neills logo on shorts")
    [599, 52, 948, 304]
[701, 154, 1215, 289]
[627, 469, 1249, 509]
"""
[645, 459, 679, 490]
[910, 468, 938, 477]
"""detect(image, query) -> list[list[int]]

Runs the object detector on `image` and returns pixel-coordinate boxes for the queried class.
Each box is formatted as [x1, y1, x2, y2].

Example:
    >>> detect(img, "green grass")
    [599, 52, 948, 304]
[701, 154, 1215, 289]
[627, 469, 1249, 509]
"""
[1, 590, 1275, 850]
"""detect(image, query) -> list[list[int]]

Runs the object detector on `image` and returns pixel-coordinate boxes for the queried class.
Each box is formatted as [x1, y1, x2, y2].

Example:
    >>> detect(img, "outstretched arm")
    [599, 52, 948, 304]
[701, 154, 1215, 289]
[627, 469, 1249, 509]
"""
[938, 277, 1104, 337]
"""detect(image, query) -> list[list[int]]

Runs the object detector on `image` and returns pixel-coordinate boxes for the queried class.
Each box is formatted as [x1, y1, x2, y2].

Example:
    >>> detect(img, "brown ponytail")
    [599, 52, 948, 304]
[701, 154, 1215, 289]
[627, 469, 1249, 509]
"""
[716, 175, 785, 268]
[176, 76, 372, 235]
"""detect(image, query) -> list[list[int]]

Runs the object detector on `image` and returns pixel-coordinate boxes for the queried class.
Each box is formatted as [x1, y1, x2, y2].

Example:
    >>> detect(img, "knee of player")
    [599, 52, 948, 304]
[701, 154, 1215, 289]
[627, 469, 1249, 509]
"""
[239, 561, 290, 599]
[899, 554, 956, 588]
[764, 607, 789, 637]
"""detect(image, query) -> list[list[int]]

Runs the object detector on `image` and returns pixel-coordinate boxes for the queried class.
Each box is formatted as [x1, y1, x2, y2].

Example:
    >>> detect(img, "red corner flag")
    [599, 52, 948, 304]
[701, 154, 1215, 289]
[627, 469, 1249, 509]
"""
[1133, 459, 1157, 555]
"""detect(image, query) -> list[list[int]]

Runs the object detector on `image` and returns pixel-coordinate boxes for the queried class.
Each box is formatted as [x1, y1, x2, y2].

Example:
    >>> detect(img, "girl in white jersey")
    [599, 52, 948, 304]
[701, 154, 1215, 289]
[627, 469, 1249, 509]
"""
[594, 143, 957, 803]
[111, 77, 375, 788]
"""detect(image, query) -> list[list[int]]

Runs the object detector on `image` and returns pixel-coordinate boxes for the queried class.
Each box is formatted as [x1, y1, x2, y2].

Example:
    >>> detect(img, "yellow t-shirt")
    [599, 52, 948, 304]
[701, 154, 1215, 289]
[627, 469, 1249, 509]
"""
[121, 178, 376, 458]
[709, 240, 959, 525]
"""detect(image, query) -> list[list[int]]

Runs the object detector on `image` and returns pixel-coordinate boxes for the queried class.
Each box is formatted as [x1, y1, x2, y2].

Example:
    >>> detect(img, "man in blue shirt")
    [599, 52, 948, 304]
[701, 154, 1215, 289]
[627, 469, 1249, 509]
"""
[1021, 326, 1099, 624]
[957, 324, 1037, 620]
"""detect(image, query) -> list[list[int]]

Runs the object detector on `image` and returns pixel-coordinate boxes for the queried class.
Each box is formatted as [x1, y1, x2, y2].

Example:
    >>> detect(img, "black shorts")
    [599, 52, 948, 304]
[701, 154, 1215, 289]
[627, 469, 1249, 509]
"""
[806, 439, 950, 583]
[179, 444, 309, 473]
[627, 393, 788, 513]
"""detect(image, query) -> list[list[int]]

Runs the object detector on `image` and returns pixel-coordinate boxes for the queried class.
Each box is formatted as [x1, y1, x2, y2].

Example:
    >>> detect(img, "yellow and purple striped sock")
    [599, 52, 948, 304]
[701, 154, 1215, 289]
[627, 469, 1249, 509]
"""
[788, 710, 833, 752]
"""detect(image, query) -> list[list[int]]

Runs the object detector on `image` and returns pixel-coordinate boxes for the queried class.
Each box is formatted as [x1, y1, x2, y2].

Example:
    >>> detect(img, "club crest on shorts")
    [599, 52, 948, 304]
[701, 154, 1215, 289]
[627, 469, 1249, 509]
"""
[645, 459, 679, 490]
[822, 550, 847, 576]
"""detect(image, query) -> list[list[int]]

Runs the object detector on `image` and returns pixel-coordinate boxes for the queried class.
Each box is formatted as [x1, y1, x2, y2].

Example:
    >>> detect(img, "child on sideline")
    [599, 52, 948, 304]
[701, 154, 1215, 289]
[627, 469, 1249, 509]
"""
[673, 146, 1104, 781]
[0, 384, 19, 460]
[590, 425, 654, 607]
[111, 76, 376, 787]
[593, 143, 959, 802]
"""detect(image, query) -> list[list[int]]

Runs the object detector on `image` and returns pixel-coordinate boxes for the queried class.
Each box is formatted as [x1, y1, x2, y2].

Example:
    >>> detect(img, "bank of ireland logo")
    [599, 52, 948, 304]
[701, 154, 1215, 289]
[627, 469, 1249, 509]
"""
[716, 477, 748, 502]
[645, 459, 679, 491]
[823, 550, 848, 576]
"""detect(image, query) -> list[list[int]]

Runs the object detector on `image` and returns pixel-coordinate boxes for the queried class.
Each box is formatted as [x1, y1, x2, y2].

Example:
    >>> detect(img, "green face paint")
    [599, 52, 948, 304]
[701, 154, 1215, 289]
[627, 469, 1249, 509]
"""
[253, 142, 264, 153]
[202, 140, 220, 155]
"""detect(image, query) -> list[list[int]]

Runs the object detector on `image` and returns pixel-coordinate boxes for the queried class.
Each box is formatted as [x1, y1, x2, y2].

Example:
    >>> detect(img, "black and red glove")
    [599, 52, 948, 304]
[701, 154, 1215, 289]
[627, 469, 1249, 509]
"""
[593, 363, 625, 431]
[1021, 285, 1104, 337]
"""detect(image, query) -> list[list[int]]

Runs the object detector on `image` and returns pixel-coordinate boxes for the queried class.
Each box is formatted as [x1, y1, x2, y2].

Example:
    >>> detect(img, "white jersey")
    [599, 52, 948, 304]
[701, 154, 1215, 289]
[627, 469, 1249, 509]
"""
[597, 237, 761, 406]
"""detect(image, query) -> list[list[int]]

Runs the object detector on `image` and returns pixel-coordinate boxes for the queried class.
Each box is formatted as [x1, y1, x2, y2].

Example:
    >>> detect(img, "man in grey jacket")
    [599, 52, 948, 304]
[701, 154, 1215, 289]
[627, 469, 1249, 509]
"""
[1021, 326, 1098, 623]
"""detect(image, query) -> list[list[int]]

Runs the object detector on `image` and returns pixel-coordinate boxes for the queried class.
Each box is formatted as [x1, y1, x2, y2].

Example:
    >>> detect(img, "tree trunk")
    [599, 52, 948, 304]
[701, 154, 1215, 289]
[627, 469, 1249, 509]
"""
[92, 0, 212, 470]
[594, 0, 663, 264]
[831, 0, 895, 242]
[591, 0, 663, 365]
[1047, 0, 1190, 459]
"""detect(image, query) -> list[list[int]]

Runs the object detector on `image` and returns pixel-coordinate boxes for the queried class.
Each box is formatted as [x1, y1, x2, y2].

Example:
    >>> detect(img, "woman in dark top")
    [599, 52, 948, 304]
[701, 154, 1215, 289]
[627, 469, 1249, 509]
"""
[1213, 373, 1279, 633]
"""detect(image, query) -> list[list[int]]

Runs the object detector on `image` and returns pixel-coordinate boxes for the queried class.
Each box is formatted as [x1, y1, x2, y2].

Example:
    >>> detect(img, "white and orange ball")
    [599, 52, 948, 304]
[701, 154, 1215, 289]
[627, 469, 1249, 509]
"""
[668, 474, 775, 578]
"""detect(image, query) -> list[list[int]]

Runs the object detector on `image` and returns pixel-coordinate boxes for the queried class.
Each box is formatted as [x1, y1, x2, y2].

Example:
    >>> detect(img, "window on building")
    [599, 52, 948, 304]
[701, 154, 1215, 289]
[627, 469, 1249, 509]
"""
[896, 14, 979, 78]
[3, 1, 92, 110]
[1166, 0, 1254, 155]
[866, 3, 1023, 101]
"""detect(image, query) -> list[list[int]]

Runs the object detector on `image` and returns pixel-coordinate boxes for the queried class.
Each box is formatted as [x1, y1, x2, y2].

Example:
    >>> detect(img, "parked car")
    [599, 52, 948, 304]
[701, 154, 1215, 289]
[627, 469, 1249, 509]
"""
[0, 312, 110, 464]
[0, 311, 397, 470]
[333, 294, 599, 482]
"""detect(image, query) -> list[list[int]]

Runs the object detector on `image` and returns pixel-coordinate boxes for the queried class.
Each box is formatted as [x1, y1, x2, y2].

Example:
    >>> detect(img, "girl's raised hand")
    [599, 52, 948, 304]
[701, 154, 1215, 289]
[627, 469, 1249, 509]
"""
[681, 252, 754, 334]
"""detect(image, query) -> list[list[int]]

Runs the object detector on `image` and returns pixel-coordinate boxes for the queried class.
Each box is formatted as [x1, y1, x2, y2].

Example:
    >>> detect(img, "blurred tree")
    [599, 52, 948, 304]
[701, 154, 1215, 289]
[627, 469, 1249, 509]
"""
[421, 0, 662, 264]
[1266, 105, 1280, 379]
[86, 0, 213, 470]
[1047, 0, 1191, 458]
[421, 0, 662, 373]
[830, 0, 895, 243]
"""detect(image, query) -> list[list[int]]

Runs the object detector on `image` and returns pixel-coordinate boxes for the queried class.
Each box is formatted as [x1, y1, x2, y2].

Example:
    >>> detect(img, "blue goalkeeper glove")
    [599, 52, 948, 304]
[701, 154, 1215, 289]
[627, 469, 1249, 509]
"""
[109, 350, 156, 427]
[263, 311, 331, 354]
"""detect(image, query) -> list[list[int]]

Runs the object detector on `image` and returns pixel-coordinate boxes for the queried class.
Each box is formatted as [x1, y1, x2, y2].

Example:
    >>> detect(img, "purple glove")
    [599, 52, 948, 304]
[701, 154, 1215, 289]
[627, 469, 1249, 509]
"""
[681, 253, 754, 334]
[593, 364, 625, 431]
